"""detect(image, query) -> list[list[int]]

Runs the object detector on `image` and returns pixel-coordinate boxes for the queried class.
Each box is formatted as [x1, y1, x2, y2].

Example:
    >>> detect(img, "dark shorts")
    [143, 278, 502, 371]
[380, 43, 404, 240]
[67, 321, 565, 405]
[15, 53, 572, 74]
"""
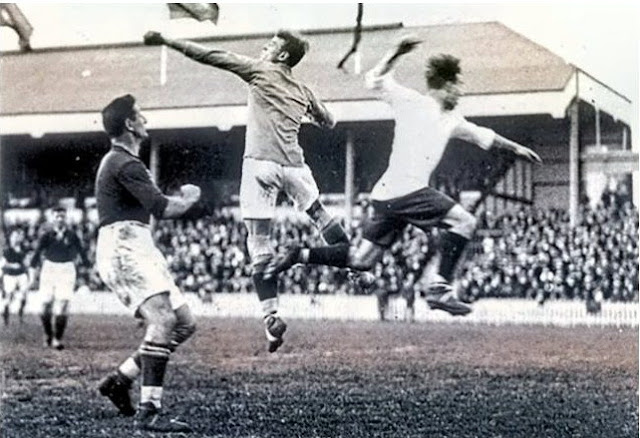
[363, 187, 456, 248]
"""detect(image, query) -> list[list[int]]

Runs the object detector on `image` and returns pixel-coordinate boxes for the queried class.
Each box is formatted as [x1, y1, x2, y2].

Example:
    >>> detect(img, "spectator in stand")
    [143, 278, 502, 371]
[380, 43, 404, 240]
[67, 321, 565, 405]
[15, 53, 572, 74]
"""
[5, 197, 638, 306]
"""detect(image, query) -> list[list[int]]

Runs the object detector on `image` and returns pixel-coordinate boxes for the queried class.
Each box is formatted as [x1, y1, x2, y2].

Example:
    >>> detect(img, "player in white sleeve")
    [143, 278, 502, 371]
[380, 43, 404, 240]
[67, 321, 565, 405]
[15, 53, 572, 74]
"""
[266, 35, 541, 316]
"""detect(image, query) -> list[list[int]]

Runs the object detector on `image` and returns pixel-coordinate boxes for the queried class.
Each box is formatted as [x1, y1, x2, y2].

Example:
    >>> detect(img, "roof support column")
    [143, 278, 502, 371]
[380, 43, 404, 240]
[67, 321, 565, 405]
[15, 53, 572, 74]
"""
[344, 129, 355, 232]
[569, 99, 580, 226]
[149, 141, 160, 230]
[595, 107, 601, 148]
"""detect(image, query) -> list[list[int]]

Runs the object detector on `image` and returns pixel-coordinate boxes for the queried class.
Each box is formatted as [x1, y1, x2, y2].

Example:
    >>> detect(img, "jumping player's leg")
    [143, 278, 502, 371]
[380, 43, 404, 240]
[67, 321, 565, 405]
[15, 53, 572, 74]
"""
[240, 159, 287, 352]
[420, 203, 476, 316]
[265, 229, 387, 277]
[436, 204, 477, 283]
[264, 197, 401, 277]
[306, 200, 349, 245]
[245, 218, 287, 352]
[283, 163, 350, 245]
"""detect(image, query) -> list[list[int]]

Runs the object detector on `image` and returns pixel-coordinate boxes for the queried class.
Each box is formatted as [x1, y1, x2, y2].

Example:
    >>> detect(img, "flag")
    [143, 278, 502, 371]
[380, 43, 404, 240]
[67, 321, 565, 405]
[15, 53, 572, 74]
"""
[168, 3, 218, 24]
[337, 3, 363, 73]
[0, 3, 33, 51]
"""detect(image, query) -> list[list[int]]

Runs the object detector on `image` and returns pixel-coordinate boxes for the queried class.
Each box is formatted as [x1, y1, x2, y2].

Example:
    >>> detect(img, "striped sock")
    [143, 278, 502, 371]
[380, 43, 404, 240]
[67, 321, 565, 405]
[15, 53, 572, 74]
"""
[139, 341, 171, 409]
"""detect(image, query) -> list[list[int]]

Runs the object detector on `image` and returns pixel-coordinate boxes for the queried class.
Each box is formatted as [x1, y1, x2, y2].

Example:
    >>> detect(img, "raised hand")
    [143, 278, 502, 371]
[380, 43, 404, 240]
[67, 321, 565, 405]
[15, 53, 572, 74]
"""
[517, 146, 543, 164]
[396, 35, 423, 56]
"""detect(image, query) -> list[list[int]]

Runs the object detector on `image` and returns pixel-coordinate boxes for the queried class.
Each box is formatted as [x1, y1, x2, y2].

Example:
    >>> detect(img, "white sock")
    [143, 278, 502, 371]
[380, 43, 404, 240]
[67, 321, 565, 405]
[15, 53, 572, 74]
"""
[140, 386, 163, 409]
[118, 357, 141, 380]
[261, 297, 278, 318]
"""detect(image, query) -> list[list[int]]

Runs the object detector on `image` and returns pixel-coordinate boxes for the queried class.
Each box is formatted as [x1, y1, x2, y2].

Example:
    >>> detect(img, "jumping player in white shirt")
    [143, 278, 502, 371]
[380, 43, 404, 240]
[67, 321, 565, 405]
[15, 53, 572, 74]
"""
[266, 36, 541, 315]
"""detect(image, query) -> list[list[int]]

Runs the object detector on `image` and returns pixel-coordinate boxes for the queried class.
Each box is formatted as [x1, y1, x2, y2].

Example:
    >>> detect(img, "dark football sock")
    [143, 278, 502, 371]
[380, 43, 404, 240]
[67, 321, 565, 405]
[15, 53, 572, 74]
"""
[307, 243, 350, 268]
[438, 232, 469, 282]
[54, 315, 68, 340]
[169, 323, 196, 351]
[18, 299, 26, 322]
[139, 341, 171, 409]
[41, 309, 53, 340]
[321, 220, 349, 245]
[252, 274, 278, 302]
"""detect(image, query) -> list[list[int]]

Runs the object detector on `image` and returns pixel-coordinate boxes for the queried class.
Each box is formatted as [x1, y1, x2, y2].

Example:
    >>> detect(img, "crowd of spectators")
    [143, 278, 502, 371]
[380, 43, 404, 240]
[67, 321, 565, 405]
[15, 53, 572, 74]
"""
[4, 199, 638, 304]
[458, 201, 638, 303]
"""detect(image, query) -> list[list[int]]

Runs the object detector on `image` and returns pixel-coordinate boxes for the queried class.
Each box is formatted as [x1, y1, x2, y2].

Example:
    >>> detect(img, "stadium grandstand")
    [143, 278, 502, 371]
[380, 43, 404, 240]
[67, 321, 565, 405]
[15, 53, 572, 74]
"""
[1, 22, 637, 318]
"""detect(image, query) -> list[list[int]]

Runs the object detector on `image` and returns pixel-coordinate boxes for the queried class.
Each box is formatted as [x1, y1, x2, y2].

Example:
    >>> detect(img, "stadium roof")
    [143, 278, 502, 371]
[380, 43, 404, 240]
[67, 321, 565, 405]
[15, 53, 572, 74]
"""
[0, 21, 632, 135]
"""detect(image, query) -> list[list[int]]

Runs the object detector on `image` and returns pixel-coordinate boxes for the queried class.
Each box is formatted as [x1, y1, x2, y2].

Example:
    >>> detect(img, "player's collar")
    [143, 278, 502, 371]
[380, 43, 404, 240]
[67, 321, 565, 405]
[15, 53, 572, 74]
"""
[111, 142, 139, 157]
[275, 62, 292, 75]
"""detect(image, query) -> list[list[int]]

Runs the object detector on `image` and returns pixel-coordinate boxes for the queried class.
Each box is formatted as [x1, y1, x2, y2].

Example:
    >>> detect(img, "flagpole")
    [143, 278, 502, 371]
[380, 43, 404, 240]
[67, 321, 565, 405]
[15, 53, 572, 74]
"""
[160, 45, 168, 86]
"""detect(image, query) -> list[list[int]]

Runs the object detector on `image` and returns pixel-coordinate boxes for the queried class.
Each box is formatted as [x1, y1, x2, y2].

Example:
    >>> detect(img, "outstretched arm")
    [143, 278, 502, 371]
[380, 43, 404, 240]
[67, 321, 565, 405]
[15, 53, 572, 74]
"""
[491, 134, 542, 164]
[144, 31, 258, 82]
[454, 120, 542, 165]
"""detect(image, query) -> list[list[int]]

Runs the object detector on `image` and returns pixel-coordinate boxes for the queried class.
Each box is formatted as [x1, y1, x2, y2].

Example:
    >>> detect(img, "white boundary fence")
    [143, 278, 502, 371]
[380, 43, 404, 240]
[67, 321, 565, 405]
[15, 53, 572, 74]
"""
[17, 290, 639, 328]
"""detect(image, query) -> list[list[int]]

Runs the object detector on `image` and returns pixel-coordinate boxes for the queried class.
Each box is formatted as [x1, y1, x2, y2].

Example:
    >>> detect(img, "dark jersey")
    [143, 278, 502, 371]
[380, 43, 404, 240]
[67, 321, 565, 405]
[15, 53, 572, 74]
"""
[95, 146, 168, 228]
[31, 228, 87, 267]
[2, 246, 28, 276]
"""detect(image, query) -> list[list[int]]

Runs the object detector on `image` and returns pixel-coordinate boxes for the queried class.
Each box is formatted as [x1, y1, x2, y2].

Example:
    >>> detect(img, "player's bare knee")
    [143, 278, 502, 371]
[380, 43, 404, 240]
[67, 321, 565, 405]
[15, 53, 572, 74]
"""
[349, 255, 376, 271]
[176, 321, 196, 340]
[447, 208, 477, 239]
[161, 311, 178, 330]
[145, 311, 177, 343]
[247, 235, 273, 267]
[53, 300, 69, 316]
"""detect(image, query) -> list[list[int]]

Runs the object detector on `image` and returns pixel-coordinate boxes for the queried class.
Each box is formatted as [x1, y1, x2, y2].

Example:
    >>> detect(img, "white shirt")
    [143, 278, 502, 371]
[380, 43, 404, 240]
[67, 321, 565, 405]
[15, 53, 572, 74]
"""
[365, 71, 496, 201]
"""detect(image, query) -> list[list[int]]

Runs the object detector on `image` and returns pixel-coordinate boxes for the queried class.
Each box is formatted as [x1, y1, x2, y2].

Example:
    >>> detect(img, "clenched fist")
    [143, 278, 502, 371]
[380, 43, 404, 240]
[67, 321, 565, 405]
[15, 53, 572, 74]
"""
[180, 184, 201, 202]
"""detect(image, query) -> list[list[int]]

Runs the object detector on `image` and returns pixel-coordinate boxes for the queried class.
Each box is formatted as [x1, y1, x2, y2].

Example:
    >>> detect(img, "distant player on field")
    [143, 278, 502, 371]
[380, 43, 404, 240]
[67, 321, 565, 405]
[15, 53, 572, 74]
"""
[30, 207, 88, 349]
[144, 29, 351, 352]
[1, 228, 30, 325]
[266, 36, 542, 315]
[95, 95, 200, 432]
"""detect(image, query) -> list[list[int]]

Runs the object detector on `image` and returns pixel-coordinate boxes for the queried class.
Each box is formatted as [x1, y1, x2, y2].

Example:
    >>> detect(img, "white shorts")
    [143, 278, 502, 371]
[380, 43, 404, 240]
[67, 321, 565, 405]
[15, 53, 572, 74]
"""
[3, 273, 29, 293]
[2, 273, 29, 303]
[240, 158, 320, 220]
[96, 221, 186, 314]
[39, 261, 76, 302]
